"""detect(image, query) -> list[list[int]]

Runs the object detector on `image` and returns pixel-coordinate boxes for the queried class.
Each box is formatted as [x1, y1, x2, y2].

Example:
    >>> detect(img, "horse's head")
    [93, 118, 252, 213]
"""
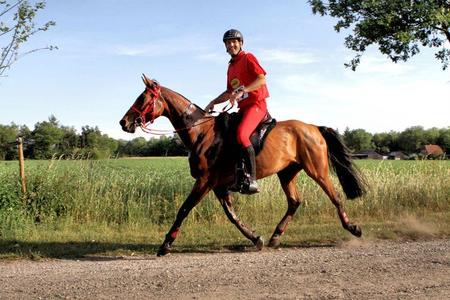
[120, 74, 165, 133]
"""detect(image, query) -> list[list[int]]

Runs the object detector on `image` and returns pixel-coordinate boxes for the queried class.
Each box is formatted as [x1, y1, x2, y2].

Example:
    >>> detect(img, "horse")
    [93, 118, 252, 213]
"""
[120, 75, 366, 256]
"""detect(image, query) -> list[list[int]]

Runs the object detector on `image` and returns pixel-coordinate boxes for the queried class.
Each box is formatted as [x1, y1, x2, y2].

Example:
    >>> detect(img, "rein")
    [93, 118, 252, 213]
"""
[132, 83, 214, 135]
[139, 117, 215, 135]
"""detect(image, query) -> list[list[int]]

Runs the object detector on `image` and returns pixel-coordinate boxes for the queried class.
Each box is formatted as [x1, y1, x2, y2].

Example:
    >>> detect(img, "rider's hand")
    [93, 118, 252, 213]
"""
[229, 89, 244, 106]
[204, 102, 215, 114]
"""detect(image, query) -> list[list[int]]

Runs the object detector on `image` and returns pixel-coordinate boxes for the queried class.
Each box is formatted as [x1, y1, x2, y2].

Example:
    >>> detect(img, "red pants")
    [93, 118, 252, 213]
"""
[237, 102, 267, 148]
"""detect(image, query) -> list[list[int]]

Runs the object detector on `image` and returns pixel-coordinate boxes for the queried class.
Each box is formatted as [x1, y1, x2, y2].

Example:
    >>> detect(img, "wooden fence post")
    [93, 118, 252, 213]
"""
[17, 137, 27, 194]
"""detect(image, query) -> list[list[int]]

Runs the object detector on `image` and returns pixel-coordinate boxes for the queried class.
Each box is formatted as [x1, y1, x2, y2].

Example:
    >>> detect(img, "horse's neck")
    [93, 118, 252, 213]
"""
[161, 88, 209, 149]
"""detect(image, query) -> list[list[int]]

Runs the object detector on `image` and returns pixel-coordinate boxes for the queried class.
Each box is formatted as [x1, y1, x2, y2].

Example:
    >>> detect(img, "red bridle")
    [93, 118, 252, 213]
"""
[131, 83, 162, 127]
[128, 80, 215, 135]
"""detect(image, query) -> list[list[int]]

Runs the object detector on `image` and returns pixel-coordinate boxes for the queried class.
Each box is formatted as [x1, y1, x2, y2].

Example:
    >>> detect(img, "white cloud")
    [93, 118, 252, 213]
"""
[196, 51, 227, 62]
[275, 73, 323, 94]
[258, 48, 317, 65]
[196, 48, 318, 66]
[268, 65, 450, 133]
[115, 44, 161, 56]
[113, 35, 208, 57]
[354, 55, 415, 75]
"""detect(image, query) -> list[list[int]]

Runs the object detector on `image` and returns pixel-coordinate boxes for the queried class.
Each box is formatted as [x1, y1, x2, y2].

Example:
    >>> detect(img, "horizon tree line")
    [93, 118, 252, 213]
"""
[0, 116, 448, 160]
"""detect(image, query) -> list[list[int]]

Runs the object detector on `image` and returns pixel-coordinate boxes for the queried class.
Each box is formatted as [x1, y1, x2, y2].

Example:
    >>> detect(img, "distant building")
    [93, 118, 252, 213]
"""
[420, 144, 444, 159]
[387, 151, 409, 160]
[352, 150, 384, 160]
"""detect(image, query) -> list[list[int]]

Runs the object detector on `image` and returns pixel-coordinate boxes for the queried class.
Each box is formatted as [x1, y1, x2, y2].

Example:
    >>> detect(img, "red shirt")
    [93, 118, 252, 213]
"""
[227, 51, 269, 109]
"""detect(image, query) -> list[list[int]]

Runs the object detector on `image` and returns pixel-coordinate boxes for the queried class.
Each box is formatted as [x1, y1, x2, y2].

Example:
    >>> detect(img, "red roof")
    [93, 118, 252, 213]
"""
[422, 144, 444, 155]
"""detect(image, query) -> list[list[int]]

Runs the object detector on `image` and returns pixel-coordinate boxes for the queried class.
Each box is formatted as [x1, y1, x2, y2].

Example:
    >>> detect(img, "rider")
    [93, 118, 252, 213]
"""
[205, 29, 269, 194]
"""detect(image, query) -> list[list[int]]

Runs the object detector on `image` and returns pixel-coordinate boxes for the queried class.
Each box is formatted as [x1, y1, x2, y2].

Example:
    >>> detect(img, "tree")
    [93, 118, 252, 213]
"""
[80, 125, 101, 149]
[117, 135, 188, 157]
[423, 127, 441, 144]
[30, 115, 64, 159]
[1, 0, 56, 77]
[309, 0, 450, 70]
[80, 125, 118, 159]
[398, 126, 427, 152]
[343, 128, 374, 152]
[121, 137, 147, 156]
[0, 123, 19, 159]
[147, 136, 168, 156]
[373, 131, 403, 153]
[60, 125, 79, 156]
[437, 127, 450, 150]
[372, 132, 391, 153]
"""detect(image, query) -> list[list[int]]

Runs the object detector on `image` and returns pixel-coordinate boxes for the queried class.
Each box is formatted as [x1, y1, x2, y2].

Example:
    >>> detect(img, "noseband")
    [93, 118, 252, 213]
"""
[129, 81, 215, 135]
[131, 83, 161, 126]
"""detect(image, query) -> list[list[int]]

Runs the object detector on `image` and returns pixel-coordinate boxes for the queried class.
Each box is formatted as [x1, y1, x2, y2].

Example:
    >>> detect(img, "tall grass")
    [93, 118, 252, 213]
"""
[0, 158, 449, 255]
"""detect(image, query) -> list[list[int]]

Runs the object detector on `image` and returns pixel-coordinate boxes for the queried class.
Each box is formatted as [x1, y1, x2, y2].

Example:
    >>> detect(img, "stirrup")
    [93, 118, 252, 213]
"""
[240, 178, 260, 195]
[229, 177, 259, 194]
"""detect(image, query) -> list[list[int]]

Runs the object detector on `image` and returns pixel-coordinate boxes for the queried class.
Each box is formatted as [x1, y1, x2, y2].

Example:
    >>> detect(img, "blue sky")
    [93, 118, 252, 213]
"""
[1, 0, 449, 140]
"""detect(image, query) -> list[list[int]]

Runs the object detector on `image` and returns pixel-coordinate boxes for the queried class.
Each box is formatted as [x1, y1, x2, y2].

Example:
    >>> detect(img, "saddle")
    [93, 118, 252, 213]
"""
[215, 111, 277, 155]
[215, 111, 276, 193]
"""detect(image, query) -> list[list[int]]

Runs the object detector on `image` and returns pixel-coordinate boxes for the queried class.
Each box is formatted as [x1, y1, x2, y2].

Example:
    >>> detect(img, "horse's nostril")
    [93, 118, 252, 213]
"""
[119, 119, 126, 127]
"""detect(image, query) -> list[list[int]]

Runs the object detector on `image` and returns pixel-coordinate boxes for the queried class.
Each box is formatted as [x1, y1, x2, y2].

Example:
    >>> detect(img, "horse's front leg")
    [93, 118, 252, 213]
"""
[157, 178, 210, 256]
[214, 187, 264, 250]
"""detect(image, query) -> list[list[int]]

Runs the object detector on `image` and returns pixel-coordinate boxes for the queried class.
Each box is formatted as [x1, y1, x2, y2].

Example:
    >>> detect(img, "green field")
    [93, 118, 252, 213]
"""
[1, 158, 449, 258]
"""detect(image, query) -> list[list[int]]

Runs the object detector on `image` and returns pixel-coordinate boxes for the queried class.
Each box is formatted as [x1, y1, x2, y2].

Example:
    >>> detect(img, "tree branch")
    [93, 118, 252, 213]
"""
[0, 26, 15, 37]
[443, 26, 450, 43]
[0, 0, 23, 18]
[1, 1, 55, 78]
[0, 23, 18, 76]
[430, 24, 450, 43]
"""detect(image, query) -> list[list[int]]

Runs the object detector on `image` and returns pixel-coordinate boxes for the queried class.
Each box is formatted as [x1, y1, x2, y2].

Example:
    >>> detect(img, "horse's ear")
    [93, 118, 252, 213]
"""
[142, 74, 152, 86]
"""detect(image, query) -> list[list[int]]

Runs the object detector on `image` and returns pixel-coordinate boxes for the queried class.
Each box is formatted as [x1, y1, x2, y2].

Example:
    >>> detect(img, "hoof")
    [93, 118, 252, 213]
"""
[348, 224, 362, 237]
[254, 236, 264, 250]
[156, 243, 171, 257]
[268, 237, 280, 248]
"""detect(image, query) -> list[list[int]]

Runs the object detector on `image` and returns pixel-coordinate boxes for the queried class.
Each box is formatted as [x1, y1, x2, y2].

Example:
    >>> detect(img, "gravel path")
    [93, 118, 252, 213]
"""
[1, 239, 449, 299]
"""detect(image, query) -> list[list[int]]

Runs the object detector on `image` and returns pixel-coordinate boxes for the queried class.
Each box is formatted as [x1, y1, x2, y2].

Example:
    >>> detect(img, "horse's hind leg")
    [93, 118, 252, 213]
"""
[269, 164, 302, 247]
[214, 187, 264, 250]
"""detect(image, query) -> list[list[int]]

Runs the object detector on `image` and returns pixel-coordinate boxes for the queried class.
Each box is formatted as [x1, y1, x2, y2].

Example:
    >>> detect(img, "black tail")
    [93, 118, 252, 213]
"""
[318, 126, 366, 199]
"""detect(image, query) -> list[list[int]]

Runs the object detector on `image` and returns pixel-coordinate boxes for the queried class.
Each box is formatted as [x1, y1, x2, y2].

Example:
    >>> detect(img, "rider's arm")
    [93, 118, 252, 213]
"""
[228, 74, 266, 104]
[205, 74, 266, 112]
[241, 74, 266, 93]
[205, 90, 231, 112]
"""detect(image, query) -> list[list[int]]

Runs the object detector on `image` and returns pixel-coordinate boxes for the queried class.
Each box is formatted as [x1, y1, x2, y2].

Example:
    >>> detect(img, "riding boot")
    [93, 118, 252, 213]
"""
[241, 145, 260, 194]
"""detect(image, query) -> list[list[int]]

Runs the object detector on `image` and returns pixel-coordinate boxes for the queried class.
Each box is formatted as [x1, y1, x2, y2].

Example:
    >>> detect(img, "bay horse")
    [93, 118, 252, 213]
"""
[120, 75, 366, 256]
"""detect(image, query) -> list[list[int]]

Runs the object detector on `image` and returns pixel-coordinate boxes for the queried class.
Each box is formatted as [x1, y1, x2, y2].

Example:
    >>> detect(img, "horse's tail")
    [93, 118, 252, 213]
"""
[318, 126, 366, 199]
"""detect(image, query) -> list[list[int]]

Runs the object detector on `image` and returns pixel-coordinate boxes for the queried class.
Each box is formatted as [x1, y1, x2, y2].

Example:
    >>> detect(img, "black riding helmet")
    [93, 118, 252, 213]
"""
[223, 29, 243, 43]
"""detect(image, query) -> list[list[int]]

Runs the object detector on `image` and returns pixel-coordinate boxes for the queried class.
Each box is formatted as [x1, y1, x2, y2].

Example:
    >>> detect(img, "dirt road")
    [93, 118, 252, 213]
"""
[1, 239, 449, 299]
